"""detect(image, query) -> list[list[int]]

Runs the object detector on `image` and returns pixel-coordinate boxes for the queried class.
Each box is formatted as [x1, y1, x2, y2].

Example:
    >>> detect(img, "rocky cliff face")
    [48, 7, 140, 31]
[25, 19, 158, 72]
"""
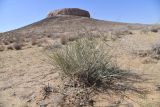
[47, 8, 90, 18]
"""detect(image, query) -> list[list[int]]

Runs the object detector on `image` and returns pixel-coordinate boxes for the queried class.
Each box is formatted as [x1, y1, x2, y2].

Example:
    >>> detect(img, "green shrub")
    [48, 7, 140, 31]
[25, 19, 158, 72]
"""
[49, 38, 143, 92]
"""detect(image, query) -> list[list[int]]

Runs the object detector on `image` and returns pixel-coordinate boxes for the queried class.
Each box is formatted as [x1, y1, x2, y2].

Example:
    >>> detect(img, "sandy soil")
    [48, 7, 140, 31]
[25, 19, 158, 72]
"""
[0, 31, 160, 107]
[0, 47, 62, 107]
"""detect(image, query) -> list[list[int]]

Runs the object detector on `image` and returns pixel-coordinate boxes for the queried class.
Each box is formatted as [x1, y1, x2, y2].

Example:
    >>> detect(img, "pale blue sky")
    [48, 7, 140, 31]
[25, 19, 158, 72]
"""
[0, 0, 160, 32]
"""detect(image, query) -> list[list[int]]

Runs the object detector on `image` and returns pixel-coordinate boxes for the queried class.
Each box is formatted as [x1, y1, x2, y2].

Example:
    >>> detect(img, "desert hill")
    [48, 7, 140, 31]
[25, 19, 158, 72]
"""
[0, 8, 148, 51]
[0, 8, 160, 107]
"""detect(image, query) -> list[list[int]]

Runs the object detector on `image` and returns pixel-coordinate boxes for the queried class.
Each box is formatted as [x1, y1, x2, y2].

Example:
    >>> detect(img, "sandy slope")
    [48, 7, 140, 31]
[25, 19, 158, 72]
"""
[0, 47, 62, 107]
[0, 31, 160, 107]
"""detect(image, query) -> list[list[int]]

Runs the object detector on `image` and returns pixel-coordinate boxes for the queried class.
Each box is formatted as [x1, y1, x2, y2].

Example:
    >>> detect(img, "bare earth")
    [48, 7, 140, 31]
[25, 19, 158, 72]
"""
[0, 30, 160, 107]
[0, 13, 160, 107]
[0, 47, 62, 107]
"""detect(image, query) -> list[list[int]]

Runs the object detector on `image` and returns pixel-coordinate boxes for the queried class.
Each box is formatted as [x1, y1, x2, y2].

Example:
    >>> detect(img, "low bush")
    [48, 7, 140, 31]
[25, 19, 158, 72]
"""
[60, 35, 68, 45]
[68, 35, 79, 42]
[44, 41, 62, 51]
[13, 43, 22, 50]
[151, 43, 160, 60]
[3, 41, 9, 45]
[48, 37, 146, 106]
[112, 29, 133, 36]
[31, 38, 37, 45]
[49, 38, 143, 91]
[151, 28, 158, 33]
[150, 25, 160, 33]
[0, 45, 5, 51]
[152, 43, 160, 55]
[7, 45, 14, 50]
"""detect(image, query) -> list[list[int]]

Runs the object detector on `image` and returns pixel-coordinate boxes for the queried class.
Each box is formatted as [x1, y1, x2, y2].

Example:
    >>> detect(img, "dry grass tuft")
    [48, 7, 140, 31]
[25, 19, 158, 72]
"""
[150, 43, 160, 60]
[7, 45, 14, 50]
[13, 43, 23, 50]
[68, 35, 79, 42]
[152, 43, 160, 55]
[150, 25, 160, 33]
[48, 38, 146, 106]
[31, 37, 37, 45]
[60, 35, 68, 45]
[51, 38, 145, 88]
[42, 84, 53, 99]
[151, 28, 158, 33]
[3, 41, 9, 45]
[0, 45, 5, 51]
[44, 41, 62, 51]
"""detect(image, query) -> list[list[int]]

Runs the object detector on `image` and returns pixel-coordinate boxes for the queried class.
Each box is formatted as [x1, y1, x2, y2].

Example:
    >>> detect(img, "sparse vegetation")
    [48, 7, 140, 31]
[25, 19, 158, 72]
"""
[31, 37, 37, 45]
[50, 37, 144, 91]
[60, 35, 68, 45]
[44, 41, 62, 51]
[48, 37, 146, 106]
[3, 40, 9, 45]
[12, 36, 24, 50]
[141, 25, 159, 34]
[151, 28, 158, 33]
[151, 43, 160, 60]
[150, 25, 160, 33]
[68, 35, 79, 42]
[42, 84, 53, 99]
[13, 43, 22, 50]
[0, 57, 4, 69]
[1, 9, 157, 106]
[7, 45, 14, 50]
[139, 98, 160, 107]
[133, 43, 160, 61]
[112, 29, 133, 36]
[152, 43, 160, 55]
[0, 45, 5, 51]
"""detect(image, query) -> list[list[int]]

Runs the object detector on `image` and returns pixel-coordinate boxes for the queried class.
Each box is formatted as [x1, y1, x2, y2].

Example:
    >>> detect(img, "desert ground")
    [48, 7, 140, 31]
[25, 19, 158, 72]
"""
[0, 30, 160, 107]
[0, 12, 160, 107]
